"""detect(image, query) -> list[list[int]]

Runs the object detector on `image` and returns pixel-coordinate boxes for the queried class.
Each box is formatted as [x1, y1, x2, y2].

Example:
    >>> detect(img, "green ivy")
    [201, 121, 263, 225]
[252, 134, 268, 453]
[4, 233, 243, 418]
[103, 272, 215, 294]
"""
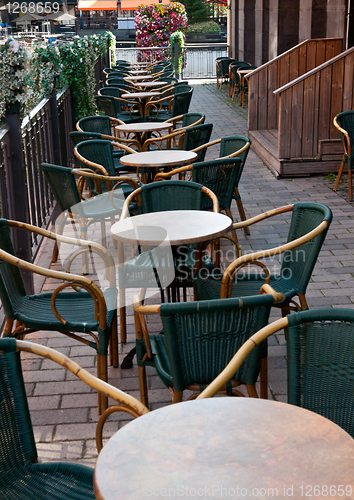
[106, 31, 116, 67]
[170, 30, 185, 74]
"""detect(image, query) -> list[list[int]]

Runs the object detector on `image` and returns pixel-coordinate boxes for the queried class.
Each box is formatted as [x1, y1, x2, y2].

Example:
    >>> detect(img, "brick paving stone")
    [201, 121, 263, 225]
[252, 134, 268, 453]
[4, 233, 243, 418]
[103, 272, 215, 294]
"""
[16, 81, 354, 469]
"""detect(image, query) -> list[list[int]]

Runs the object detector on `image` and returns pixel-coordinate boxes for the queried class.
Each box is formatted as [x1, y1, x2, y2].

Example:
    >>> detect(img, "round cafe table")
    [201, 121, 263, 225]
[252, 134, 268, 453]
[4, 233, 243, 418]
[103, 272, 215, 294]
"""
[94, 398, 354, 500]
[115, 121, 173, 148]
[124, 75, 154, 82]
[121, 92, 160, 119]
[133, 81, 167, 89]
[120, 150, 197, 183]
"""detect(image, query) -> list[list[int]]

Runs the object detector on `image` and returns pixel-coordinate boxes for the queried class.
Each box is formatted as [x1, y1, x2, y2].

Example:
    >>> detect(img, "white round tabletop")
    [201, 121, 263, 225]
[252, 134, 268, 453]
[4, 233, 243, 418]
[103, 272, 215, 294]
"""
[94, 398, 354, 500]
[124, 75, 154, 81]
[110, 210, 232, 246]
[115, 122, 173, 133]
[134, 81, 167, 88]
[119, 150, 198, 167]
[121, 92, 160, 99]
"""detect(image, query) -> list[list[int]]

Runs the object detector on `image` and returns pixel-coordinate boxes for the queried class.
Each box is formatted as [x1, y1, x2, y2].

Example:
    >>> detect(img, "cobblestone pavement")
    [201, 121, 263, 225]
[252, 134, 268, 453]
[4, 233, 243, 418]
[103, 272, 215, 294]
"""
[21, 81, 354, 467]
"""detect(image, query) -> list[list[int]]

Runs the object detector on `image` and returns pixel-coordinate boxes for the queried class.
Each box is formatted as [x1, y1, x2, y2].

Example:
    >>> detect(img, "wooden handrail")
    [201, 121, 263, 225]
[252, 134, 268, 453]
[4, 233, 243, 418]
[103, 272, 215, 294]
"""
[245, 38, 342, 79]
[274, 44, 354, 95]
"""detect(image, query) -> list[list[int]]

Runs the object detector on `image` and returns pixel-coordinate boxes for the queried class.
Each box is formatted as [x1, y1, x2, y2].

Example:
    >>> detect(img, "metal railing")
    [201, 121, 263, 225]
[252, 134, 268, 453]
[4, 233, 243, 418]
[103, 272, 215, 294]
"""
[116, 44, 228, 79]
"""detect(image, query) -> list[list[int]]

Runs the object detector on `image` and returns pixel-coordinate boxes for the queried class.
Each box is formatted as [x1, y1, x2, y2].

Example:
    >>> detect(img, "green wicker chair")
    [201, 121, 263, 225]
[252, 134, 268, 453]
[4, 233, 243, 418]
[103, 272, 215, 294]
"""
[333, 111, 354, 202]
[194, 202, 332, 316]
[76, 115, 142, 152]
[238, 65, 257, 106]
[145, 89, 193, 122]
[216, 58, 237, 89]
[117, 180, 219, 344]
[0, 219, 120, 414]
[0, 337, 148, 500]
[229, 61, 251, 99]
[134, 291, 283, 407]
[94, 95, 141, 123]
[198, 308, 354, 437]
[41, 163, 137, 266]
[74, 138, 137, 179]
[183, 123, 213, 161]
[191, 135, 251, 234]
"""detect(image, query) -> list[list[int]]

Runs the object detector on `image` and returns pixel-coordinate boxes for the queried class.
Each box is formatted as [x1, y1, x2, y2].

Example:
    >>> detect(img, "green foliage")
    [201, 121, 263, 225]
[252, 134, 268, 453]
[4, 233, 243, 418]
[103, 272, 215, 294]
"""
[179, 0, 210, 24]
[106, 31, 116, 67]
[188, 21, 221, 33]
[170, 30, 185, 74]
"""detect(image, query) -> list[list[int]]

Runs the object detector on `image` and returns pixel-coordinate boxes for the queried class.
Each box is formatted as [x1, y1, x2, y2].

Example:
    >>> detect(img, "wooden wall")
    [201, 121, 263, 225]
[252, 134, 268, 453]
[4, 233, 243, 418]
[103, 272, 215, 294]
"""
[275, 45, 354, 160]
[248, 38, 343, 132]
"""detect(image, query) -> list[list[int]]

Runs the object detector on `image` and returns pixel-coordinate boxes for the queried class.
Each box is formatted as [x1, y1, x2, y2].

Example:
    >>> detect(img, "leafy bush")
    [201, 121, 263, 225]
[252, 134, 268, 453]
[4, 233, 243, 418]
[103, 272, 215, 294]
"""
[188, 21, 221, 33]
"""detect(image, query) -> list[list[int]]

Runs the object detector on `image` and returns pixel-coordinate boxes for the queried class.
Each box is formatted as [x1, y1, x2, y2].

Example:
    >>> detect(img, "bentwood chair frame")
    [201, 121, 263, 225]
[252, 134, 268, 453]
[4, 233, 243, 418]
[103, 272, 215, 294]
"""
[117, 181, 220, 344]
[133, 286, 285, 407]
[76, 115, 143, 152]
[157, 135, 251, 236]
[0, 338, 149, 500]
[194, 203, 332, 323]
[333, 111, 354, 202]
[0, 219, 119, 414]
[197, 308, 354, 438]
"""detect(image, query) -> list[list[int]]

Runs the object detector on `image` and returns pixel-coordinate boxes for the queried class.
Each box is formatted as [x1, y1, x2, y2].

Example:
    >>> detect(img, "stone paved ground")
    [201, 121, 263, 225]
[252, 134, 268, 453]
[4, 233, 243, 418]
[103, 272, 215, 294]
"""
[20, 81, 354, 468]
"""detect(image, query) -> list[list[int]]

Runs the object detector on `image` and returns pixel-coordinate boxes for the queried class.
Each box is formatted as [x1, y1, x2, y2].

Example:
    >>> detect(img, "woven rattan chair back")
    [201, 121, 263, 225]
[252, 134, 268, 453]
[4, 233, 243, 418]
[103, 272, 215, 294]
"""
[77, 115, 112, 136]
[281, 203, 332, 295]
[219, 135, 250, 162]
[76, 139, 116, 176]
[183, 123, 213, 161]
[140, 180, 204, 213]
[181, 112, 205, 127]
[170, 90, 193, 117]
[286, 308, 354, 437]
[98, 87, 124, 99]
[0, 221, 27, 318]
[69, 131, 103, 147]
[158, 294, 274, 392]
[41, 163, 82, 214]
[94, 95, 118, 117]
[192, 157, 243, 211]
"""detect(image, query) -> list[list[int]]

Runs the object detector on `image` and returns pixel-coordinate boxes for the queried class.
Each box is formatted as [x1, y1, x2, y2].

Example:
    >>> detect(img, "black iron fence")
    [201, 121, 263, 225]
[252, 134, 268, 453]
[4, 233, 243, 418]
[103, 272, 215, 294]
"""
[0, 52, 108, 297]
[115, 44, 228, 79]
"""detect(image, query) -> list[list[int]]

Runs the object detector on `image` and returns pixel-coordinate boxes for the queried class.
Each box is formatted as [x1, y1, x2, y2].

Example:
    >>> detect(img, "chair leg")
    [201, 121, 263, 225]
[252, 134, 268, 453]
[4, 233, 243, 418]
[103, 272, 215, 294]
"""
[233, 188, 250, 235]
[172, 390, 183, 403]
[246, 384, 258, 398]
[110, 310, 119, 368]
[348, 160, 353, 202]
[51, 213, 67, 262]
[138, 365, 149, 408]
[225, 209, 241, 254]
[97, 354, 108, 415]
[120, 304, 127, 343]
[259, 356, 268, 399]
[333, 156, 346, 192]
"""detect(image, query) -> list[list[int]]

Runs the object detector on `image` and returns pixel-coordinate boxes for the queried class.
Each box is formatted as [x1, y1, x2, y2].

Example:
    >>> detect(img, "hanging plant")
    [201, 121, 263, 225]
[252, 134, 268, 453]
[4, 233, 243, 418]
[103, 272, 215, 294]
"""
[106, 31, 116, 67]
[135, 3, 188, 63]
[0, 39, 31, 120]
[170, 30, 186, 74]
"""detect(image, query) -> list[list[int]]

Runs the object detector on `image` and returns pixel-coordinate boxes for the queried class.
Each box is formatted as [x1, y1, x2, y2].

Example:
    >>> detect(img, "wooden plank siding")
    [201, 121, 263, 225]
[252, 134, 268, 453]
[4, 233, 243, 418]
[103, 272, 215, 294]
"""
[247, 38, 342, 133]
[275, 46, 354, 164]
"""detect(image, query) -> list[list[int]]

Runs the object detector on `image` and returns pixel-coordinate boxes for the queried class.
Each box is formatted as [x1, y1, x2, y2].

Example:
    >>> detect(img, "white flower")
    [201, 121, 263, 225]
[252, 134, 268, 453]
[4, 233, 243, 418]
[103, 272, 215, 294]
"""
[9, 40, 20, 53]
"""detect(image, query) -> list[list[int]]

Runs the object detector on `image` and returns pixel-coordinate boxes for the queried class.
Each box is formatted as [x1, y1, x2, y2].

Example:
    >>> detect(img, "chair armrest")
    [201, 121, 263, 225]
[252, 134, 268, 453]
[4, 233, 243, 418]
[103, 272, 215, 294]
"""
[142, 128, 185, 151]
[219, 141, 250, 159]
[333, 115, 351, 157]
[221, 218, 330, 298]
[16, 340, 149, 452]
[154, 164, 193, 181]
[133, 295, 161, 361]
[191, 138, 221, 156]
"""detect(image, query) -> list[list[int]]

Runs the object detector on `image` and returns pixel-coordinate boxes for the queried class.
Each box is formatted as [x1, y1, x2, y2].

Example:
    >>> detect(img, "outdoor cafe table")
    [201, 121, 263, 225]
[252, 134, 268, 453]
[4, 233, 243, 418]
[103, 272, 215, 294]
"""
[124, 75, 154, 82]
[121, 92, 160, 119]
[94, 398, 354, 500]
[115, 122, 173, 148]
[119, 150, 198, 183]
[133, 81, 167, 89]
